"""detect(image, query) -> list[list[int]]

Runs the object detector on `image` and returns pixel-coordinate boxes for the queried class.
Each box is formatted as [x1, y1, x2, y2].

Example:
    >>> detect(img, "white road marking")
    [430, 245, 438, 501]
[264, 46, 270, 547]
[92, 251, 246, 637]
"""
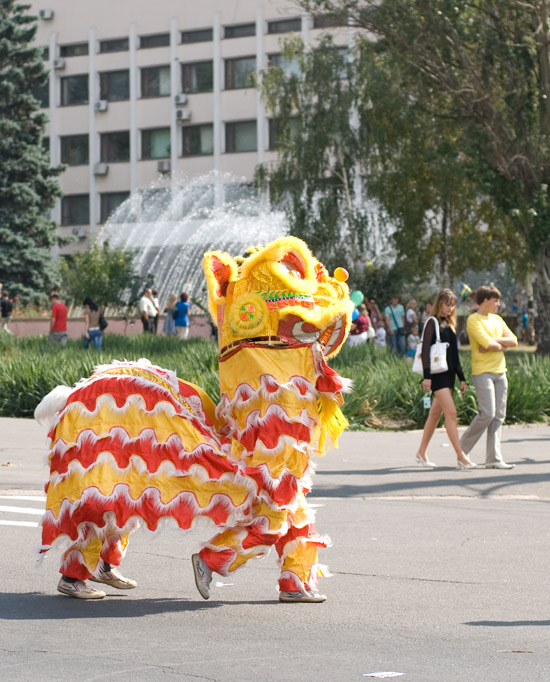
[0, 520, 39, 527]
[0, 505, 44, 515]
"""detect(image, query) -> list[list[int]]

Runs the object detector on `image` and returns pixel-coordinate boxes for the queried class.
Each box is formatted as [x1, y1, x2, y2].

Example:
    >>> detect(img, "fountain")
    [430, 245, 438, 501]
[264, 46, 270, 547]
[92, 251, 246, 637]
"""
[97, 172, 288, 307]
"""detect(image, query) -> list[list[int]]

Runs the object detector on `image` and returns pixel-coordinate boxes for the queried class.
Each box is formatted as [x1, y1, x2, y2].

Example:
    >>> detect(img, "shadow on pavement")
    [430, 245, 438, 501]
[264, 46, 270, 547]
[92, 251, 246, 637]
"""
[313, 470, 550, 498]
[0, 592, 223, 619]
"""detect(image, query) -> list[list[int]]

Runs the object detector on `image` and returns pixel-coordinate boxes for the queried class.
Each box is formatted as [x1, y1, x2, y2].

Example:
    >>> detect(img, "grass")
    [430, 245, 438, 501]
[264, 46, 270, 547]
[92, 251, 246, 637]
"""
[0, 333, 548, 429]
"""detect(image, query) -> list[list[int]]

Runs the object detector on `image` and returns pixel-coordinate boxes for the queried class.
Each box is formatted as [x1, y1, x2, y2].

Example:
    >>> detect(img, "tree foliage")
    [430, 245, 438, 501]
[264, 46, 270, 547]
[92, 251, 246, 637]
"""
[298, 0, 550, 352]
[59, 242, 140, 307]
[0, 0, 62, 301]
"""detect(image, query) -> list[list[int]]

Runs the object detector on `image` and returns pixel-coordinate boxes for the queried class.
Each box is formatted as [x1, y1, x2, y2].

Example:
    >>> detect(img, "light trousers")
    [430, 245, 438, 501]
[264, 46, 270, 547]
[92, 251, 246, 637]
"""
[460, 372, 508, 464]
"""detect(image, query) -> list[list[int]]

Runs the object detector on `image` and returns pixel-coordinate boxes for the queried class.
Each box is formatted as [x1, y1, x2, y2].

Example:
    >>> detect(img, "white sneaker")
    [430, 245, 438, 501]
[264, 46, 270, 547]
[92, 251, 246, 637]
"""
[279, 590, 327, 603]
[192, 553, 212, 600]
[90, 565, 137, 590]
[485, 461, 515, 469]
[57, 577, 106, 599]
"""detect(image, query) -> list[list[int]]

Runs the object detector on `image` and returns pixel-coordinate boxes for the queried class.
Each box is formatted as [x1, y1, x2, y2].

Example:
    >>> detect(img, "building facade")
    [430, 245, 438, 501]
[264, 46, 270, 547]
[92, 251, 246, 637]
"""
[30, 0, 346, 251]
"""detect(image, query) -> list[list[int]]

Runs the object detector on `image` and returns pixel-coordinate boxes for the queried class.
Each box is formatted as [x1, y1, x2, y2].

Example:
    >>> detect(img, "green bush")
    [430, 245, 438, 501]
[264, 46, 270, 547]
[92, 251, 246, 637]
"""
[0, 334, 548, 428]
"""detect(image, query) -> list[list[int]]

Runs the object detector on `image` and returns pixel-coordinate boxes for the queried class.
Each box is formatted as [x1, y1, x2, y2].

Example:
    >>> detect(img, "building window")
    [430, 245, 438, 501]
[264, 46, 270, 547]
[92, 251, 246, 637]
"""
[268, 18, 301, 34]
[99, 70, 130, 102]
[33, 82, 49, 108]
[60, 75, 89, 106]
[59, 42, 89, 57]
[268, 118, 299, 150]
[225, 120, 257, 153]
[224, 23, 255, 39]
[142, 128, 171, 159]
[182, 124, 214, 156]
[225, 56, 256, 90]
[140, 33, 170, 49]
[61, 135, 89, 165]
[181, 61, 213, 94]
[269, 53, 301, 78]
[313, 15, 344, 29]
[141, 65, 170, 98]
[99, 37, 129, 53]
[181, 28, 213, 44]
[100, 192, 130, 224]
[42, 46, 49, 60]
[61, 194, 89, 226]
[101, 131, 130, 163]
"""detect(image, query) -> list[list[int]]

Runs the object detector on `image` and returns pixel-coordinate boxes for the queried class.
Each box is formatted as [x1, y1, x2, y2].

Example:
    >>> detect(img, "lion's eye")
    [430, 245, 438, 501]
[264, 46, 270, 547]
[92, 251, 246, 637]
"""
[280, 261, 304, 279]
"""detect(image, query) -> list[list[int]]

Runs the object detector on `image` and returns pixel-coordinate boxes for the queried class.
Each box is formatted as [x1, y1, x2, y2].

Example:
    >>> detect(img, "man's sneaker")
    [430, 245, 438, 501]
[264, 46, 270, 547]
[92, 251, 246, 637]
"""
[90, 565, 137, 590]
[57, 577, 106, 599]
[485, 462, 515, 470]
[279, 590, 327, 603]
[192, 553, 212, 600]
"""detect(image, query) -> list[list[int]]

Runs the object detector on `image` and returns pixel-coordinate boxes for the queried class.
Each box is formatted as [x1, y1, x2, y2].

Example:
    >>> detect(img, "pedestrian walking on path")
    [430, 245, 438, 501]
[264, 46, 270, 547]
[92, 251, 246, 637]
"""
[415, 289, 476, 470]
[460, 285, 518, 469]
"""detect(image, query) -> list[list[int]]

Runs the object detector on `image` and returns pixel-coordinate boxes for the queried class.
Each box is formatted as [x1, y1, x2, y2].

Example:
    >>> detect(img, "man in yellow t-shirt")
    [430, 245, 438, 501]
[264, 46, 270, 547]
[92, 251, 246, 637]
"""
[460, 286, 518, 469]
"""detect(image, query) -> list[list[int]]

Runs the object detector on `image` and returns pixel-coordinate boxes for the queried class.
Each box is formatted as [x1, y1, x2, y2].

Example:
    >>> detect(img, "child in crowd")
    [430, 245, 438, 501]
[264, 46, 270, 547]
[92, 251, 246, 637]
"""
[374, 321, 386, 347]
[406, 324, 420, 363]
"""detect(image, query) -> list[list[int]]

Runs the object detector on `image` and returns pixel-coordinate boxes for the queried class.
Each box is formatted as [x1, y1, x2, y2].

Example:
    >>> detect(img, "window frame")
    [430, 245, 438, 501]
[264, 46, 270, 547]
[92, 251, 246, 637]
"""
[224, 23, 256, 39]
[225, 120, 257, 154]
[60, 134, 89, 166]
[61, 194, 90, 226]
[59, 42, 89, 58]
[181, 60, 214, 94]
[267, 18, 302, 34]
[141, 127, 171, 160]
[99, 69, 130, 102]
[100, 191, 131, 224]
[141, 65, 171, 98]
[181, 28, 213, 44]
[181, 123, 214, 157]
[60, 74, 89, 107]
[99, 37, 129, 53]
[140, 33, 170, 49]
[224, 55, 256, 90]
[100, 130, 130, 163]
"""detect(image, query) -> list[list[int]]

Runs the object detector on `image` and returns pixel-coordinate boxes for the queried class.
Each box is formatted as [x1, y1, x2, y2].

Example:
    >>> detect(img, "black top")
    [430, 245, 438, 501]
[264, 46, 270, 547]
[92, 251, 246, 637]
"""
[1, 299, 13, 318]
[421, 317, 465, 382]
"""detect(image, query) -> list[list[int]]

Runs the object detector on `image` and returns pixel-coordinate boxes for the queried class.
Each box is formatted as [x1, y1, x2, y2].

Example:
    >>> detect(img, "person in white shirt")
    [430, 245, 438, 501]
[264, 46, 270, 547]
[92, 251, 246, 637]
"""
[139, 289, 157, 333]
[374, 321, 386, 347]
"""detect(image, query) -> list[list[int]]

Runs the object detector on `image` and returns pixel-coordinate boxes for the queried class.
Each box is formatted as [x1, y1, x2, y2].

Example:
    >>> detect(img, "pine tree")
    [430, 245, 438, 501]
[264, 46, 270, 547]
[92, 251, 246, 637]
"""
[0, 0, 62, 301]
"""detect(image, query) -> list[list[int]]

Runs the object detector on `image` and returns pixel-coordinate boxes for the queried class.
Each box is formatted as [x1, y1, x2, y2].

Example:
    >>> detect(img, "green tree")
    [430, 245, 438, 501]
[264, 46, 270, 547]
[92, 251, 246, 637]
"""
[298, 1, 550, 352]
[60, 242, 139, 307]
[0, 0, 62, 301]
[259, 34, 516, 295]
[257, 36, 371, 275]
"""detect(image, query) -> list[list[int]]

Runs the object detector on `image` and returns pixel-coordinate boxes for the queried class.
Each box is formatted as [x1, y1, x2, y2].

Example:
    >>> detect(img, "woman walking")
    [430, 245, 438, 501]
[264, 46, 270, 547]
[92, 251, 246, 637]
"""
[174, 292, 190, 340]
[83, 298, 103, 351]
[416, 289, 476, 470]
[162, 293, 178, 336]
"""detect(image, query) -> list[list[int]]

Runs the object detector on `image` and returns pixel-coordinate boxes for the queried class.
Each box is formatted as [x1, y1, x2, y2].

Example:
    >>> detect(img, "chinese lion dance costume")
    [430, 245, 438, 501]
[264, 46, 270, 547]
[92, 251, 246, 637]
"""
[35, 237, 353, 601]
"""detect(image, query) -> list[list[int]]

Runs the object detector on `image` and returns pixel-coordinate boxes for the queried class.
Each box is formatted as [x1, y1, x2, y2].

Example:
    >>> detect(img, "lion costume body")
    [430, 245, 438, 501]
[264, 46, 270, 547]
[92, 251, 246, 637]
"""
[37, 236, 353, 596]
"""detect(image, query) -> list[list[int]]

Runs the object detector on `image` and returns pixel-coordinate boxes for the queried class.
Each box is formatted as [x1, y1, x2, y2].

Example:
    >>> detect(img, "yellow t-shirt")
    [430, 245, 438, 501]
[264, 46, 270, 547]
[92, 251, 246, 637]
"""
[466, 313, 517, 375]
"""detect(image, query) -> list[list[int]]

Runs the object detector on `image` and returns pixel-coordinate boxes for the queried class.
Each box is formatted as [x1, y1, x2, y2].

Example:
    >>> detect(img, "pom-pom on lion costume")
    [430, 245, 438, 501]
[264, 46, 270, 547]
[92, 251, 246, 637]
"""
[36, 236, 353, 601]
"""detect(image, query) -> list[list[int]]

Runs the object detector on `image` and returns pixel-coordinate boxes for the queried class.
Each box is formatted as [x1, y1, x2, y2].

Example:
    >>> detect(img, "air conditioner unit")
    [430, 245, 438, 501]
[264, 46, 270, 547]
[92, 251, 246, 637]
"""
[157, 159, 171, 173]
[176, 108, 191, 122]
[174, 93, 188, 106]
[93, 162, 109, 176]
[95, 100, 108, 112]
[71, 227, 86, 239]
[53, 58, 65, 70]
[39, 8, 54, 20]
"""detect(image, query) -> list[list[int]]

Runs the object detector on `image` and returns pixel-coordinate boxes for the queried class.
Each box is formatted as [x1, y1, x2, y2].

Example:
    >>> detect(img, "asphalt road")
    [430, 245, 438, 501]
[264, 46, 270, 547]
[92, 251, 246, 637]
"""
[0, 418, 548, 682]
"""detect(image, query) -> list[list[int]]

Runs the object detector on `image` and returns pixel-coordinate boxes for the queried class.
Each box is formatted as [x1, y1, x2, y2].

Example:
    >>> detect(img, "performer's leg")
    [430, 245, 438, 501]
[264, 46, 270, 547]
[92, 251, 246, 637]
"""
[275, 493, 329, 602]
[57, 526, 107, 599]
[89, 531, 137, 590]
[200, 501, 288, 576]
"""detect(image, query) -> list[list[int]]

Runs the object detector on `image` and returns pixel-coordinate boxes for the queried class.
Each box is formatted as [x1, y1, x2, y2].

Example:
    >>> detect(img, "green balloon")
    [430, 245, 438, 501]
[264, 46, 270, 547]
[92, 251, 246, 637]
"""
[350, 290, 364, 306]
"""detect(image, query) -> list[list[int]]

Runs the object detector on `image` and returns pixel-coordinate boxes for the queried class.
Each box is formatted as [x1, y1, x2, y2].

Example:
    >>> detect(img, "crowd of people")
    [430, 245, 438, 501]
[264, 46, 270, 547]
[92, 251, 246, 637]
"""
[347, 294, 436, 358]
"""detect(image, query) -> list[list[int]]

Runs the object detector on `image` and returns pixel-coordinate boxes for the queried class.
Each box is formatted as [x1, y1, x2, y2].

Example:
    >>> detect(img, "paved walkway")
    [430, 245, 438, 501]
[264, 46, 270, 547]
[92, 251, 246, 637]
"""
[0, 419, 548, 682]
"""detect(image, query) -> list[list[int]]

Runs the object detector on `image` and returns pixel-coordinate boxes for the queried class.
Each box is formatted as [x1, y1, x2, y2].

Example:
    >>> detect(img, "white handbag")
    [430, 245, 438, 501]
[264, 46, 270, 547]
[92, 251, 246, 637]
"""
[412, 317, 449, 375]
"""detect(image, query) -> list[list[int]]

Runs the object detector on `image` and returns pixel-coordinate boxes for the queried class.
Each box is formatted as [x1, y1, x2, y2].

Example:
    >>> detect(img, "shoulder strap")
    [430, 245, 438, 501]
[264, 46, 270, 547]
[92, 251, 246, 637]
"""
[420, 316, 441, 342]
